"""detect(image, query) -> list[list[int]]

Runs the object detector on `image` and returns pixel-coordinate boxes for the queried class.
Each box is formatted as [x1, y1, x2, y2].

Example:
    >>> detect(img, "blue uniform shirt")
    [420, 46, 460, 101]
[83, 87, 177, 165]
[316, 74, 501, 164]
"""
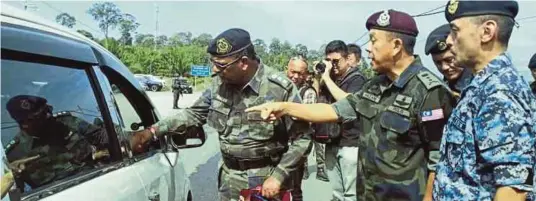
[433, 53, 536, 201]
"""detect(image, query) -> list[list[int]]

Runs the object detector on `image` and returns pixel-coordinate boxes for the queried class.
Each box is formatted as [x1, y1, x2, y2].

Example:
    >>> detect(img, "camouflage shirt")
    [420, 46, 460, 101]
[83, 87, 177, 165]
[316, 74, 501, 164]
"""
[153, 63, 313, 183]
[433, 53, 536, 201]
[7, 113, 106, 188]
[331, 57, 455, 201]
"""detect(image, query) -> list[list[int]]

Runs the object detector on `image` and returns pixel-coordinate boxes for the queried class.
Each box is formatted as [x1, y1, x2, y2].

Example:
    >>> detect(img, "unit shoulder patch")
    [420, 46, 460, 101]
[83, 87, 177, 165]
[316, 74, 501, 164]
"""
[268, 73, 292, 90]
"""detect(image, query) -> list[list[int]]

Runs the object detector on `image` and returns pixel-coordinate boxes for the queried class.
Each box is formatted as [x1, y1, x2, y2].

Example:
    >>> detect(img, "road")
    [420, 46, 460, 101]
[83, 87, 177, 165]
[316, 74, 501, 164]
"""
[145, 91, 332, 201]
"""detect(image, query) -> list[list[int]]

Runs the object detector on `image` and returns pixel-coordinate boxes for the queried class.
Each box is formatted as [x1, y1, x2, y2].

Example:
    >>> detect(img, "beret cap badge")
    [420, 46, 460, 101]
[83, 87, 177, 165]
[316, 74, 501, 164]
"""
[216, 38, 232, 54]
[448, 0, 459, 15]
[20, 100, 30, 110]
[438, 41, 447, 51]
[377, 10, 391, 27]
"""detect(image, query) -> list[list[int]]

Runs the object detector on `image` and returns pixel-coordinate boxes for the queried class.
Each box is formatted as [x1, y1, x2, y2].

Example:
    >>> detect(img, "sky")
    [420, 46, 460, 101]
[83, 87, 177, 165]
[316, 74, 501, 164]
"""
[3, 0, 536, 82]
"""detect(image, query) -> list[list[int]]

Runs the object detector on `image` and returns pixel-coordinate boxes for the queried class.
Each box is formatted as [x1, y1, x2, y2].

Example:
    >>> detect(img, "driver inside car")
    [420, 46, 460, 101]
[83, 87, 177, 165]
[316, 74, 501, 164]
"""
[4, 95, 110, 190]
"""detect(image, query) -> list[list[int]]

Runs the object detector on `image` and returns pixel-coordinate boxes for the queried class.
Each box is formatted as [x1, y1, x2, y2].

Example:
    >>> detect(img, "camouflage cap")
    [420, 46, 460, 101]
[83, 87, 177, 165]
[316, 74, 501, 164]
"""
[445, 0, 519, 22]
[207, 28, 252, 57]
[425, 24, 451, 55]
[6, 95, 48, 122]
[366, 9, 419, 37]
[529, 53, 536, 69]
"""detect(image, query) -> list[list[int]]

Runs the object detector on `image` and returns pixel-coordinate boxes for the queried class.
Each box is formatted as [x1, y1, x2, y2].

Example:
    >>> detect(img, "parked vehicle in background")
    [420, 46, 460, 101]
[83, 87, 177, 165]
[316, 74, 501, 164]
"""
[172, 77, 193, 94]
[1, 4, 204, 201]
[134, 74, 166, 92]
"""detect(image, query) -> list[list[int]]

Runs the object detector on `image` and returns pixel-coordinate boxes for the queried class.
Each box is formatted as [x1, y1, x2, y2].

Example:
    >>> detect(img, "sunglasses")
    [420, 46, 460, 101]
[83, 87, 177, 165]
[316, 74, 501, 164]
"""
[210, 54, 245, 69]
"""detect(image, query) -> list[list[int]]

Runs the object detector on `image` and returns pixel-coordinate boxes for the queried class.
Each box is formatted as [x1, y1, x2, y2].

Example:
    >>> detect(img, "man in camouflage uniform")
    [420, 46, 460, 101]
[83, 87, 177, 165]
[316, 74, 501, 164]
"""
[130, 28, 313, 201]
[172, 75, 183, 109]
[424, 23, 472, 100]
[433, 1, 536, 201]
[4, 95, 109, 190]
[247, 10, 454, 201]
[529, 53, 536, 94]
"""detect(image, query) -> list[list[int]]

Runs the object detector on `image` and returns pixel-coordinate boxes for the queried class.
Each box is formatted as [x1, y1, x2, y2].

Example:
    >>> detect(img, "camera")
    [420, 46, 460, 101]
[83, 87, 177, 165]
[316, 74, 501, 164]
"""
[314, 59, 338, 74]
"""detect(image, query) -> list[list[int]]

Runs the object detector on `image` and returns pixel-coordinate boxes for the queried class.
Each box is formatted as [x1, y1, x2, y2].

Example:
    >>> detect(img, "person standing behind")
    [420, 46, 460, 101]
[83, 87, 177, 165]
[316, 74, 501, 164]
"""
[172, 75, 183, 109]
[424, 23, 472, 100]
[314, 40, 365, 201]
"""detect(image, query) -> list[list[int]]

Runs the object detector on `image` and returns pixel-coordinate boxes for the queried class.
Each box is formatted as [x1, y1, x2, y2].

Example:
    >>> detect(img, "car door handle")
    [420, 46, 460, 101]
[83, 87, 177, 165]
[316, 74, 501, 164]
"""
[148, 192, 160, 201]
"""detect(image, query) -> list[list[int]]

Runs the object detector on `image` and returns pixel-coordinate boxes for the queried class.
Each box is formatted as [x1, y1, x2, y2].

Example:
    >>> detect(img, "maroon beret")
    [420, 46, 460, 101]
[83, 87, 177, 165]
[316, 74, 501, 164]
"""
[366, 9, 419, 37]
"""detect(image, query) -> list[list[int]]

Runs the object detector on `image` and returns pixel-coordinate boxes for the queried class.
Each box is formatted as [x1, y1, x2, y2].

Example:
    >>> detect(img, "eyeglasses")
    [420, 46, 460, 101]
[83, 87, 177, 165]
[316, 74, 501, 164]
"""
[210, 51, 247, 69]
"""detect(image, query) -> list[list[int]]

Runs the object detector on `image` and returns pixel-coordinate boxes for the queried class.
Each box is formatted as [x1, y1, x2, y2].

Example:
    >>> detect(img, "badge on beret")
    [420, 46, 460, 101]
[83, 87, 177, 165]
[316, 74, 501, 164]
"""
[437, 41, 447, 51]
[216, 38, 232, 54]
[377, 10, 390, 27]
[448, 0, 459, 15]
[20, 100, 30, 110]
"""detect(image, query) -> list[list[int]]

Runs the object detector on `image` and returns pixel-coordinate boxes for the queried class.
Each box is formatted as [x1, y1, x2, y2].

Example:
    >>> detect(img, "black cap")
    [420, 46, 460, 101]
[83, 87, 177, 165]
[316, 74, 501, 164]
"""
[207, 28, 252, 57]
[529, 53, 536, 69]
[445, 0, 519, 22]
[6, 95, 48, 122]
[425, 24, 451, 55]
[366, 9, 419, 37]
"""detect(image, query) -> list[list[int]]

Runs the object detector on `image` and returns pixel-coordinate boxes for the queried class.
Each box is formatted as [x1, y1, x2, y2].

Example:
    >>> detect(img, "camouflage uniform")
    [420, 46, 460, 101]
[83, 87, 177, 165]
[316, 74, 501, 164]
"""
[331, 57, 454, 201]
[5, 95, 108, 189]
[153, 64, 313, 201]
[433, 53, 536, 201]
[299, 85, 326, 178]
[172, 77, 183, 109]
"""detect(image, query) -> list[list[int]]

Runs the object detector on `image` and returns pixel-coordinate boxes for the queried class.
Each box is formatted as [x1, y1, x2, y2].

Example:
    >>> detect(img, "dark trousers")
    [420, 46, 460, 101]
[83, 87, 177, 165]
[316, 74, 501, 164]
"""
[172, 90, 181, 108]
[291, 157, 307, 201]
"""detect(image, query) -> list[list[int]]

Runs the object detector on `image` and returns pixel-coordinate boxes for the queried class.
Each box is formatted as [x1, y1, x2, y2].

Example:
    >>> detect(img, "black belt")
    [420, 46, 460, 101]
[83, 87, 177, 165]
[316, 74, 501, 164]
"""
[222, 155, 275, 171]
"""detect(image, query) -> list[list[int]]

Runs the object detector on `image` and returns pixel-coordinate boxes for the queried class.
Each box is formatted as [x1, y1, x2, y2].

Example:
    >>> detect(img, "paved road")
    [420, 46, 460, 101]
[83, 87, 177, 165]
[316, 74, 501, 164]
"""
[145, 91, 332, 201]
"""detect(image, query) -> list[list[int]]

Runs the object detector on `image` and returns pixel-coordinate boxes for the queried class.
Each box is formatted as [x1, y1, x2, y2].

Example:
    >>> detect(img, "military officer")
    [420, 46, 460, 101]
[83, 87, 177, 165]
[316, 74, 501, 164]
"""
[424, 23, 472, 100]
[172, 75, 183, 109]
[247, 10, 454, 201]
[529, 53, 536, 94]
[5, 95, 109, 190]
[433, 1, 536, 201]
[130, 28, 313, 201]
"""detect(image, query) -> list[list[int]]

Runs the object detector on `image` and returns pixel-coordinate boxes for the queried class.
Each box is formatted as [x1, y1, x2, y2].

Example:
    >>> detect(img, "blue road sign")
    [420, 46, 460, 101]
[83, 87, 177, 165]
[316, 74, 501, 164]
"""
[190, 65, 210, 77]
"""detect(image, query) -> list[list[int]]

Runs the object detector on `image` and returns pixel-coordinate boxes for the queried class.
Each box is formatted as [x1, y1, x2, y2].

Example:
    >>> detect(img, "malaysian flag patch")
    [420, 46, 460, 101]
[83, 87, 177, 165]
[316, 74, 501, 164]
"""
[421, 109, 444, 122]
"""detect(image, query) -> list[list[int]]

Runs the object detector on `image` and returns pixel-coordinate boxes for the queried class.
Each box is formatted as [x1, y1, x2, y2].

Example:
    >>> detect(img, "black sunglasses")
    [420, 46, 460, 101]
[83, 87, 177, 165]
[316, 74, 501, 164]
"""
[210, 54, 245, 69]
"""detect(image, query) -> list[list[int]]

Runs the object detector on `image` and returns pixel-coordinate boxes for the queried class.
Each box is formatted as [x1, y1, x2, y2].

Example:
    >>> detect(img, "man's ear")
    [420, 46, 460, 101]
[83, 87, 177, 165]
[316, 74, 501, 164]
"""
[392, 38, 403, 57]
[481, 19, 497, 44]
[240, 56, 249, 71]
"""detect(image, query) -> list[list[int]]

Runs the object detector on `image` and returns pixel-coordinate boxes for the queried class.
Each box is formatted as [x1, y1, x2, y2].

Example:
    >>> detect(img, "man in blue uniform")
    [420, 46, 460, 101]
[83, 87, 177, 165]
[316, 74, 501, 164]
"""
[433, 1, 536, 200]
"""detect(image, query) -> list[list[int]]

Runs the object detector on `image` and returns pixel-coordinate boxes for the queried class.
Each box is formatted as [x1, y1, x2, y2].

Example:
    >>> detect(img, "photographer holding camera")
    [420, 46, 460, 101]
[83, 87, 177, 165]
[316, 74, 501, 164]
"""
[313, 40, 366, 201]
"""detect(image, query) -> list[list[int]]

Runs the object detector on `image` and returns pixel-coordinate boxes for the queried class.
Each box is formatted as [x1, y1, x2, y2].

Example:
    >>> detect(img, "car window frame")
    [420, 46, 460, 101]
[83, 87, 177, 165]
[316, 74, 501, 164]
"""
[1, 47, 126, 201]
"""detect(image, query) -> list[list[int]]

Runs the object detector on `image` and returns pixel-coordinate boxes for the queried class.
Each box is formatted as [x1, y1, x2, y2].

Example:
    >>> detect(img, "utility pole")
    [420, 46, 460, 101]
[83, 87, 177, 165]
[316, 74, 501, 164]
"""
[150, 3, 159, 75]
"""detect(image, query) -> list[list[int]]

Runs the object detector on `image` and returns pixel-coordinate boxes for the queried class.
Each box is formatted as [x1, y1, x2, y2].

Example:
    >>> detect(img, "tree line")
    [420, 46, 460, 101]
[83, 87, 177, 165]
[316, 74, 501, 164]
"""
[56, 2, 373, 78]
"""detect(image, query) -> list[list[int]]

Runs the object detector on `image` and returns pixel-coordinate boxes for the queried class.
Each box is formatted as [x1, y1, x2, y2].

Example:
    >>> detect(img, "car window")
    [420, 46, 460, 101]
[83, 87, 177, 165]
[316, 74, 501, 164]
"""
[1, 59, 112, 193]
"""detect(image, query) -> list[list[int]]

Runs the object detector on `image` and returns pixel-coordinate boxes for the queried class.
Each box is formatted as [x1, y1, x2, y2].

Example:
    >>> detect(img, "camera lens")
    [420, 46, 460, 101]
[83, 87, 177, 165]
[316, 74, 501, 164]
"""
[315, 62, 326, 74]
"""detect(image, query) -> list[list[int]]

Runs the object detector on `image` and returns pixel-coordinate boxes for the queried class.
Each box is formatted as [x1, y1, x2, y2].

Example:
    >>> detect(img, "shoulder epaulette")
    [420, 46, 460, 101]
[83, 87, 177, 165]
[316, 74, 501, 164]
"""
[268, 73, 292, 90]
[417, 71, 442, 90]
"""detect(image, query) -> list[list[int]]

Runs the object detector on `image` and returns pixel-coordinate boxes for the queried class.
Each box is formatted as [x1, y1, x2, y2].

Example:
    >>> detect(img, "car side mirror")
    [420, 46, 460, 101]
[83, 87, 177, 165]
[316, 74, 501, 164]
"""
[167, 125, 206, 149]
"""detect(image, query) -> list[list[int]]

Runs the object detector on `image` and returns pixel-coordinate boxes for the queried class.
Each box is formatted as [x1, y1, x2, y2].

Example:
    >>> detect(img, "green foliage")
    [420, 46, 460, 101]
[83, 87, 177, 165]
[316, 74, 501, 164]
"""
[80, 2, 330, 79]
[56, 13, 76, 28]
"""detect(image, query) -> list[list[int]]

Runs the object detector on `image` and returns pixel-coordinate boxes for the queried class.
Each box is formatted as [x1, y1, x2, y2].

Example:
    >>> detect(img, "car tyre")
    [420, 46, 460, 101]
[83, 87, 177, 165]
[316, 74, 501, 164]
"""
[150, 85, 159, 92]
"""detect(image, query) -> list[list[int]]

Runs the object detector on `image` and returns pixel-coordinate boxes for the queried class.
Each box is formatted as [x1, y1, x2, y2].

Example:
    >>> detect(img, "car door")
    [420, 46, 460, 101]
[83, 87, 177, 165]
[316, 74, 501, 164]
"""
[0, 42, 146, 201]
[92, 66, 180, 201]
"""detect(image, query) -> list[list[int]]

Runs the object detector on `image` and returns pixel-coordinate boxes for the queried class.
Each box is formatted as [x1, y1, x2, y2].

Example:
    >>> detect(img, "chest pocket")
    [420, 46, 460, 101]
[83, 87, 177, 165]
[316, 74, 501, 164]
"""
[208, 105, 230, 133]
[444, 114, 465, 172]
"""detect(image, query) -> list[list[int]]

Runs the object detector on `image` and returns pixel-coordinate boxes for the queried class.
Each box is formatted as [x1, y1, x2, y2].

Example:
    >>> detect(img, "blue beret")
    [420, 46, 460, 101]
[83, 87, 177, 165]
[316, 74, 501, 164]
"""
[6, 95, 48, 122]
[207, 28, 252, 57]
[445, 0, 519, 22]
[425, 24, 451, 55]
[366, 9, 419, 37]
[529, 53, 536, 69]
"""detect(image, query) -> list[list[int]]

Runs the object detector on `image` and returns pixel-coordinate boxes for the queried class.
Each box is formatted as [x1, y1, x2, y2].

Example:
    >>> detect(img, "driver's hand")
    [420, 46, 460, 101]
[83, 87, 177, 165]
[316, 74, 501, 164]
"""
[129, 129, 152, 154]
[9, 155, 41, 174]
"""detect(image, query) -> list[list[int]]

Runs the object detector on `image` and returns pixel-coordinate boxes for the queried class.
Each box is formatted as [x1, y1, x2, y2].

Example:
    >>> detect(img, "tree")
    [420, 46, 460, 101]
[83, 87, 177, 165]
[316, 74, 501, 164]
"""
[56, 13, 76, 28]
[135, 34, 155, 47]
[77, 30, 95, 40]
[192, 33, 212, 47]
[253, 39, 268, 57]
[118, 14, 139, 45]
[269, 38, 281, 55]
[294, 44, 308, 57]
[156, 35, 168, 46]
[87, 2, 122, 39]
